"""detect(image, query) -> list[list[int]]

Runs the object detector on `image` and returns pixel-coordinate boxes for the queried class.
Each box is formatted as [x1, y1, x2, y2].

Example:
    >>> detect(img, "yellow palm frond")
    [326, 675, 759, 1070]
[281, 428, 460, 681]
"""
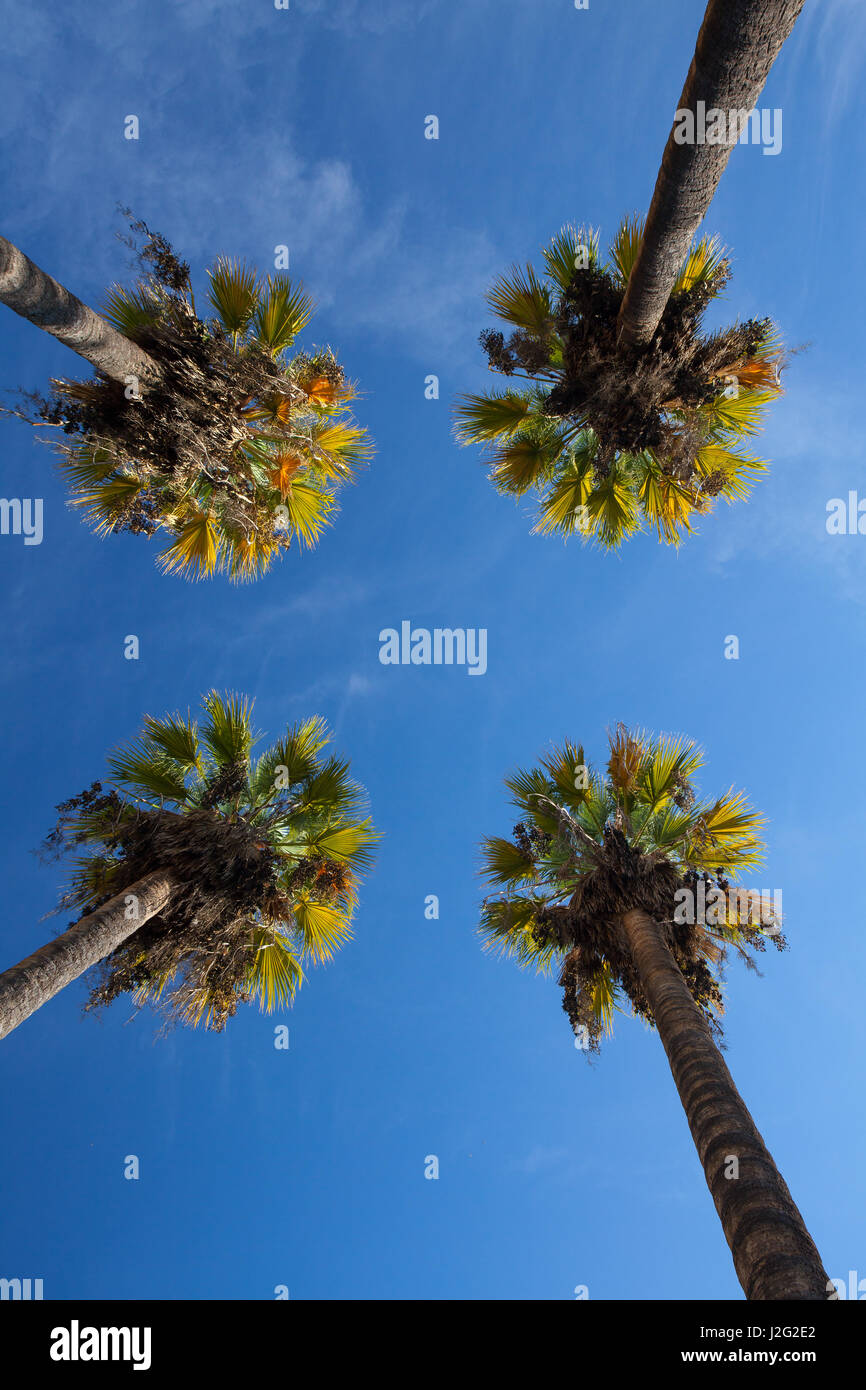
[252, 277, 314, 355]
[608, 214, 645, 287]
[637, 460, 698, 545]
[157, 514, 220, 579]
[311, 421, 372, 477]
[244, 927, 303, 1012]
[279, 481, 334, 548]
[672, 235, 727, 293]
[291, 894, 354, 964]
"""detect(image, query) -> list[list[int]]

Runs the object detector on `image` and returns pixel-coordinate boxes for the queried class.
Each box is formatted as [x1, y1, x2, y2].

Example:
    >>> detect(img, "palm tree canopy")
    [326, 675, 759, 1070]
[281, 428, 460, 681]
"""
[42, 692, 378, 1031]
[479, 724, 784, 1053]
[19, 216, 371, 581]
[456, 218, 783, 549]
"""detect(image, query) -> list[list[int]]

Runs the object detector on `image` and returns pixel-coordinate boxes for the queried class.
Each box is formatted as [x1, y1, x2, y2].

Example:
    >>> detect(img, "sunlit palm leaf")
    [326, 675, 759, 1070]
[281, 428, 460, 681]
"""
[608, 214, 645, 287]
[542, 224, 601, 291]
[200, 690, 256, 769]
[206, 259, 260, 337]
[142, 714, 202, 771]
[157, 515, 220, 580]
[672, 235, 727, 294]
[291, 894, 353, 964]
[245, 927, 303, 1011]
[252, 277, 314, 355]
[279, 480, 334, 548]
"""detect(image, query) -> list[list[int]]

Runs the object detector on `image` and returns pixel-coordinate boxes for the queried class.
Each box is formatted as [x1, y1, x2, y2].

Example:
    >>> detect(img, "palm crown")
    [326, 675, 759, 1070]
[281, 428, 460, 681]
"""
[456, 218, 783, 548]
[30, 218, 371, 580]
[480, 725, 783, 1052]
[45, 692, 377, 1030]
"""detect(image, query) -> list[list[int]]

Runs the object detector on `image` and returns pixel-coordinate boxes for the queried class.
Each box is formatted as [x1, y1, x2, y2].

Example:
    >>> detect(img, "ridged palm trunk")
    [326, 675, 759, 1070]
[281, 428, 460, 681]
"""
[620, 908, 828, 1300]
[0, 234, 160, 385]
[616, 0, 806, 348]
[0, 870, 175, 1040]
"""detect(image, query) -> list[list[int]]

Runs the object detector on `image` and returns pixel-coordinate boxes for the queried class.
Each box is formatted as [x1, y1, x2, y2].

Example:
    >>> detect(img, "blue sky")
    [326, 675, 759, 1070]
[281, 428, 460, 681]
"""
[0, 0, 864, 1300]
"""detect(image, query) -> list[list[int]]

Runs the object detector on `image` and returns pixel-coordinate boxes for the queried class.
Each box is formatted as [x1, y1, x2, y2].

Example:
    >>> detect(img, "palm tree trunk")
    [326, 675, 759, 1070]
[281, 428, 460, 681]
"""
[0, 234, 160, 386]
[616, 0, 805, 348]
[0, 870, 175, 1041]
[620, 907, 828, 1300]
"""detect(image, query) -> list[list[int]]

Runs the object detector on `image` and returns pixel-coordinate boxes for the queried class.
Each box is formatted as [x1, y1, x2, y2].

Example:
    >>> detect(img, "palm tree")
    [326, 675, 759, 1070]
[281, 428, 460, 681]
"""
[1, 215, 370, 580]
[0, 692, 377, 1039]
[456, 220, 782, 547]
[457, 0, 805, 549]
[618, 0, 806, 347]
[479, 725, 828, 1300]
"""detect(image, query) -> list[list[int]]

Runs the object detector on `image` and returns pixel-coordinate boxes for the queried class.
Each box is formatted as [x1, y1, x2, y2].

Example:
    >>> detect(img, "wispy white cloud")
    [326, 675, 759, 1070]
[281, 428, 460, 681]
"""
[698, 378, 866, 605]
[293, 0, 440, 35]
[796, 0, 866, 130]
[508, 1144, 569, 1176]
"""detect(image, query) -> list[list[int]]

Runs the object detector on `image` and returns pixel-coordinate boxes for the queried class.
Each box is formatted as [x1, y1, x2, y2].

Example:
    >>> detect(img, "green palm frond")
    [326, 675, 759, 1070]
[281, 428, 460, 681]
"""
[589, 962, 618, 1036]
[480, 836, 536, 887]
[700, 388, 776, 439]
[72, 475, 144, 535]
[686, 792, 767, 872]
[542, 224, 601, 290]
[308, 822, 378, 873]
[141, 713, 201, 771]
[59, 443, 120, 492]
[638, 735, 704, 812]
[537, 454, 643, 547]
[488, 433, 562, 495]
[244, 927, 303, 1011]
[200, 690, 256, 769]
[310, 420, 372, 478]
[206, 259, 260, 337]
[249, 716, 331, 801]
[66, 854, 120, 906]
[486, 264, 553, 335]
[635, 458, 698, 545]
[608, 214, 646, 287]
[478, 896, 560, 973]
[105, 744, 190, 803]
[300, 756, 365, 812]
[102, 283, 163, 339]
[504, 765, 555, 815]
[251, 277, 315, 355]
[291, 894, 354, 964]
[453, 391, 532, 444]
[539, 740, 592, 810]
[221, 532, 283, 584]
[692, 444, 767, 502]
